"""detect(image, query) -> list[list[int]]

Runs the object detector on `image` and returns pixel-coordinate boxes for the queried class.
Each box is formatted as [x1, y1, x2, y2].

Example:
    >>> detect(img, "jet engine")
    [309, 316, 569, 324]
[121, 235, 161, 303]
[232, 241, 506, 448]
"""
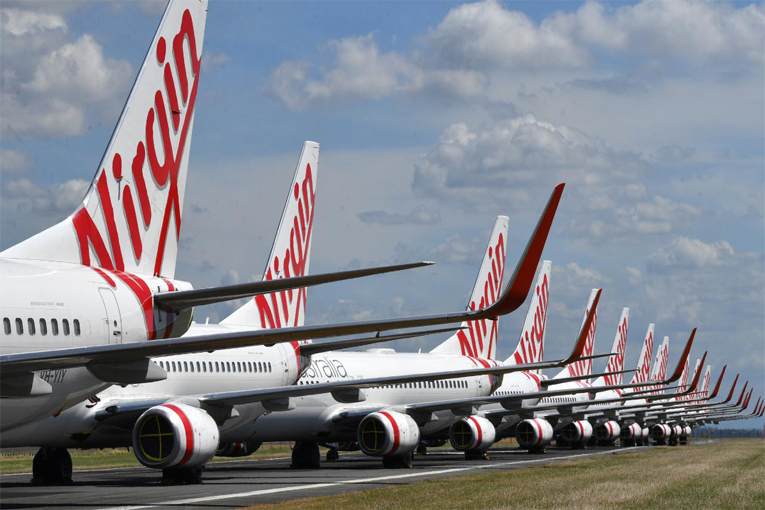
[132, 404, 219, 470]
[620, 423, 642, 446]
[560, 420, 593, 446]
[594, 420, 621, 445]
[641, 427, 650, 445]
[651, 423, 672, 444]
[680, 425, 692, 445]
[216, 441, 261, 458]
[357, 411, 420, 458]
[449, 416, 496, 453]
[515, 419, 554, 450]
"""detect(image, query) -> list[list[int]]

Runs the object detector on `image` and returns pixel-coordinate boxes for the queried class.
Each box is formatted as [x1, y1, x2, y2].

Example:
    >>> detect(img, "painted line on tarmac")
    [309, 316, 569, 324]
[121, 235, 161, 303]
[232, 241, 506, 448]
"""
[99, 449, 627, 510]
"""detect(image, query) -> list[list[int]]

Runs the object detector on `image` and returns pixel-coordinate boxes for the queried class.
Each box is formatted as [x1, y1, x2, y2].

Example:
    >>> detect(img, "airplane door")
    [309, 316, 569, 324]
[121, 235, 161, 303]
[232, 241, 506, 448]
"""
[99, 288, 123, 344]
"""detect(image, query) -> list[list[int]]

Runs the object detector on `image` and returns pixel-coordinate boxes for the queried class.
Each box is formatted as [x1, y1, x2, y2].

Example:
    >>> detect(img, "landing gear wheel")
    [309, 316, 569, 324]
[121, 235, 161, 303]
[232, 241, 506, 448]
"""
[291, 442, 321, 469]
[161, 466, 204, 484]
[326, 448, 340, 462]
[416, 444, 428, 455]
[382, 452, 413, 469]
[32, 448, 72, 485]
[465, 451, 490, 461]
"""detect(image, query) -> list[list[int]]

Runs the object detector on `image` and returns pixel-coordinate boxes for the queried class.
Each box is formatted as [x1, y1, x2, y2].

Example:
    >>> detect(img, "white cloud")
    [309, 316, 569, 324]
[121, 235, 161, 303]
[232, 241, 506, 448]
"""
[265, 33, 486, 110]
[412, 114, 648, 210]
[1, 178, 88, 215]
[201, 51, 230, 74]
[0, 5, 131, 139]
[424, 0, 590, 69]
[649, 237, 735, 269]
[0, 149, 31, 174]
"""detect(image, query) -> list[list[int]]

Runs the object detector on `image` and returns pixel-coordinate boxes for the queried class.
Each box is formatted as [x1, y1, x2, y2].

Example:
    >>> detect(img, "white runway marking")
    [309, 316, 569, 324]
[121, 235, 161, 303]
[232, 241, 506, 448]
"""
[99, 449, 624, 510]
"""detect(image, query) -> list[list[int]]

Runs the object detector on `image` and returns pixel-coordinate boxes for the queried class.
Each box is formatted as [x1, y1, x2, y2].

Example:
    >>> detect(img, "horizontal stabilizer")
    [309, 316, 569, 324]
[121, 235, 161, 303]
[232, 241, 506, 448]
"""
[300, 327, 464, 356]
[155, 261, 433, 311]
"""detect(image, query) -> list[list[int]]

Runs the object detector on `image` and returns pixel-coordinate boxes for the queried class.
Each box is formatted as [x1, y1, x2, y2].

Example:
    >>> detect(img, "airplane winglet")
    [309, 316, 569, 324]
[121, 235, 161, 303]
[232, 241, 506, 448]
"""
[560, 288, 601, 366]
[685, 351, 707, 394]
[734, 381, 748, 407]
[486, 183, 564, 317]
[742, 388, 753, 410]
[665, 328, 696, 383]
[708, 365, 727, 400]
[723, 374, 739, 403]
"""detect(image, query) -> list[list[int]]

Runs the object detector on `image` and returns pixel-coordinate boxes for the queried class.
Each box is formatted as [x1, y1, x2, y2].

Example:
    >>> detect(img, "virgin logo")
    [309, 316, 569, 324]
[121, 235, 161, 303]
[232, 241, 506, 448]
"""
[254, 164, 316, 330]
[633, 331, 653, 391]
[569, 308, 597, 377]
[513, 273, 549, 365]
[456, 233, 505, 358]
[604, 317, 627, 386]
[73, 10, 200, 277]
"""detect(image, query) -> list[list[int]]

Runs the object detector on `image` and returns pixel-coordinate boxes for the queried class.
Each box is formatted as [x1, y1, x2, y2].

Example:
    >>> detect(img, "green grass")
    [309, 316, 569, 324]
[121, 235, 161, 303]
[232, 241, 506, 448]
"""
[0, 443, 294, 475]
[248, 439, 765, 510]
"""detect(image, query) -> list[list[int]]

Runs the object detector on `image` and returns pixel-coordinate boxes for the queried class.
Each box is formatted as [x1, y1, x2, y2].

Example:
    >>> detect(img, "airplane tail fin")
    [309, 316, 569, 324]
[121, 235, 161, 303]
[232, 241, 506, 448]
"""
[431, 215, 509, 360]
[504, 260, 552, 370]
[593, 307, 629, 387]
[629, 324, 655, 386]
[553, 288, 599, 381]
[651, 336, 670, 381]
[675, 355, 690, 397]
[0, 0, 208, 279]
[222, 142, 319, 329]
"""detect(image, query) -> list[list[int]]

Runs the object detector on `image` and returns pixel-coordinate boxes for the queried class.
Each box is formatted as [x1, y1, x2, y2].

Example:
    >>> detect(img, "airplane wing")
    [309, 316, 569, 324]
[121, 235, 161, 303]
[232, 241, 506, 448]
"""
[153, 262, 432, 311]
[0, 184, 565, 381]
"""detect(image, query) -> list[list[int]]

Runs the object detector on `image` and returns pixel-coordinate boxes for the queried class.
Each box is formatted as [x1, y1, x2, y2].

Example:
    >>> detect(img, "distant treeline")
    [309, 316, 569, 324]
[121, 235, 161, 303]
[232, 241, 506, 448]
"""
[692, 427, 764, 438]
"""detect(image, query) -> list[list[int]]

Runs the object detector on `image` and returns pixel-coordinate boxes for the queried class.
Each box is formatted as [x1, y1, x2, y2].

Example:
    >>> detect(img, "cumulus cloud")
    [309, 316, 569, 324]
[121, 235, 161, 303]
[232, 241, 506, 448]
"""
[0, 149, 31, 174]
[412, 114, 647, 210]
[201, 51, 230, 74]
[649, 237, 735, 269]
[0, 5, 132, 139]
[424, 0, 591, 69]
[358, 205, 441, 226]
[1, 178, 88, 215]
[265, 33, 486, 110]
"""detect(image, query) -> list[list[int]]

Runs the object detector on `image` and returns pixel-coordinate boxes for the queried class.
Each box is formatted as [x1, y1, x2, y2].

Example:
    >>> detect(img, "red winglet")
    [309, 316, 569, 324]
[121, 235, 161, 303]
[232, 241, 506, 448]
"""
[735, 381, 749, 407]
[665, 328, 696, 383]
[561, 288, 601, 365]
[708, 364, 726, 399]
[723, 374, 739, 403]
[687, 352, 707, 393]
[487, 183, 564, 317]
[742, 388, 753, 410]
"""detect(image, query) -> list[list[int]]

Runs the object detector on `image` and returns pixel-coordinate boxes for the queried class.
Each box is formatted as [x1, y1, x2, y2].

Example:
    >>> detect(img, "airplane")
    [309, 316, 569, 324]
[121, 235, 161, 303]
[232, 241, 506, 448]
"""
[4, 212, 586, 484]
[0, 0, 437, 432]
[0, 0, 571, 436]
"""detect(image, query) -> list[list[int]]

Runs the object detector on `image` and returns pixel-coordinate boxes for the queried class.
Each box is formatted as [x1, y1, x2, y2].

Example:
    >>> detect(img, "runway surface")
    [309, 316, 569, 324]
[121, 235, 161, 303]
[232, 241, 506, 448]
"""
[0, 446, 650, 509]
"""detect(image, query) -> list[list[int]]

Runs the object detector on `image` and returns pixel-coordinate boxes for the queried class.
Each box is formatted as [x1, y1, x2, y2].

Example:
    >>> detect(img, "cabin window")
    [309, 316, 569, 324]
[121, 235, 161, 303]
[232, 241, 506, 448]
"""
[268, 362, 272, 373]
[73, 319, 81, 336]
[51, 319, 59, 336]
[39, 319, 47, 336]
[183, 361, 188, 372]
[247, 362, 252, 372]
[256, 362, 261, 372]
[3, 318, 10, 335]
[62, 319, 70, 336]
[27, 318, 35, 336]
[15, 318, 23, 335]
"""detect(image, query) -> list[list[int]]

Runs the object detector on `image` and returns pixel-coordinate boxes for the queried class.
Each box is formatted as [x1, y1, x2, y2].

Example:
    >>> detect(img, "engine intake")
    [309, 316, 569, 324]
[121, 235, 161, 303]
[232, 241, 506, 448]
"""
[132, 403, 219, 469]
[621, 423, 642, 440]
[594, 421, 621, 444]
[357, 411, 420, 457]
[516, 419, 553, 449]
[651, 423, 672, 441]
[449, 416, 496, 452]
[561, 420, 593, 445]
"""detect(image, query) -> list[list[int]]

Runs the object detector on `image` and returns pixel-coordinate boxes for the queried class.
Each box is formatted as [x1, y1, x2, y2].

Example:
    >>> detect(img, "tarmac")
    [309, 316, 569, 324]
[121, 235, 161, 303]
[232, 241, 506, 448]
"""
[0, 445, 651, 509]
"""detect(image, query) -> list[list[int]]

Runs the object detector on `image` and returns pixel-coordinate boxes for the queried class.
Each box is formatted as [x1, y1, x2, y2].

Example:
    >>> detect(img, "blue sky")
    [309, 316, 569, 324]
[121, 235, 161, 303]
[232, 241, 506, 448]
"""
[1, 0, 763, 427]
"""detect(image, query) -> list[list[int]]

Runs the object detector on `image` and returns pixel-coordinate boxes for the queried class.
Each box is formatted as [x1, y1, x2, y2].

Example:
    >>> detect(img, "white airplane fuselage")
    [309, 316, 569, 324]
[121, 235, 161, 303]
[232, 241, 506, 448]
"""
[0, 258, 192, 431]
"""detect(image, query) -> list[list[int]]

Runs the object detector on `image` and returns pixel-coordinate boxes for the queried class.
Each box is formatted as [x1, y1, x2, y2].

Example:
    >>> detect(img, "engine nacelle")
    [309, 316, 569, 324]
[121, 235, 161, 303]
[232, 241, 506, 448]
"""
[449, 416, 496, 452]
[651, 423, 672, 440]
[621, 423, 642, 440]
[560, 420, 593, 445]
[683, 425, 692, 438]
[594, 421, 621, 444]
[671, 424, 682, 438]
[216, 441, 261, 458]
[357, 411, 420, 457]
[132, 404, 219, 469]
[642, 427, 649, 440]
[516, 419, 554, 449]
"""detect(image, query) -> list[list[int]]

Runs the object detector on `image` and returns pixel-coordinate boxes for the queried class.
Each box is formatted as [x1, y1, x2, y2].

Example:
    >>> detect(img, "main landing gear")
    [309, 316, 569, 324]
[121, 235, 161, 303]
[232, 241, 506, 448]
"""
[161, 466, 204, 485]
[382, 452, 413, 469]
[291, 441, 321, 469]
[32, 448, 72, 485]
